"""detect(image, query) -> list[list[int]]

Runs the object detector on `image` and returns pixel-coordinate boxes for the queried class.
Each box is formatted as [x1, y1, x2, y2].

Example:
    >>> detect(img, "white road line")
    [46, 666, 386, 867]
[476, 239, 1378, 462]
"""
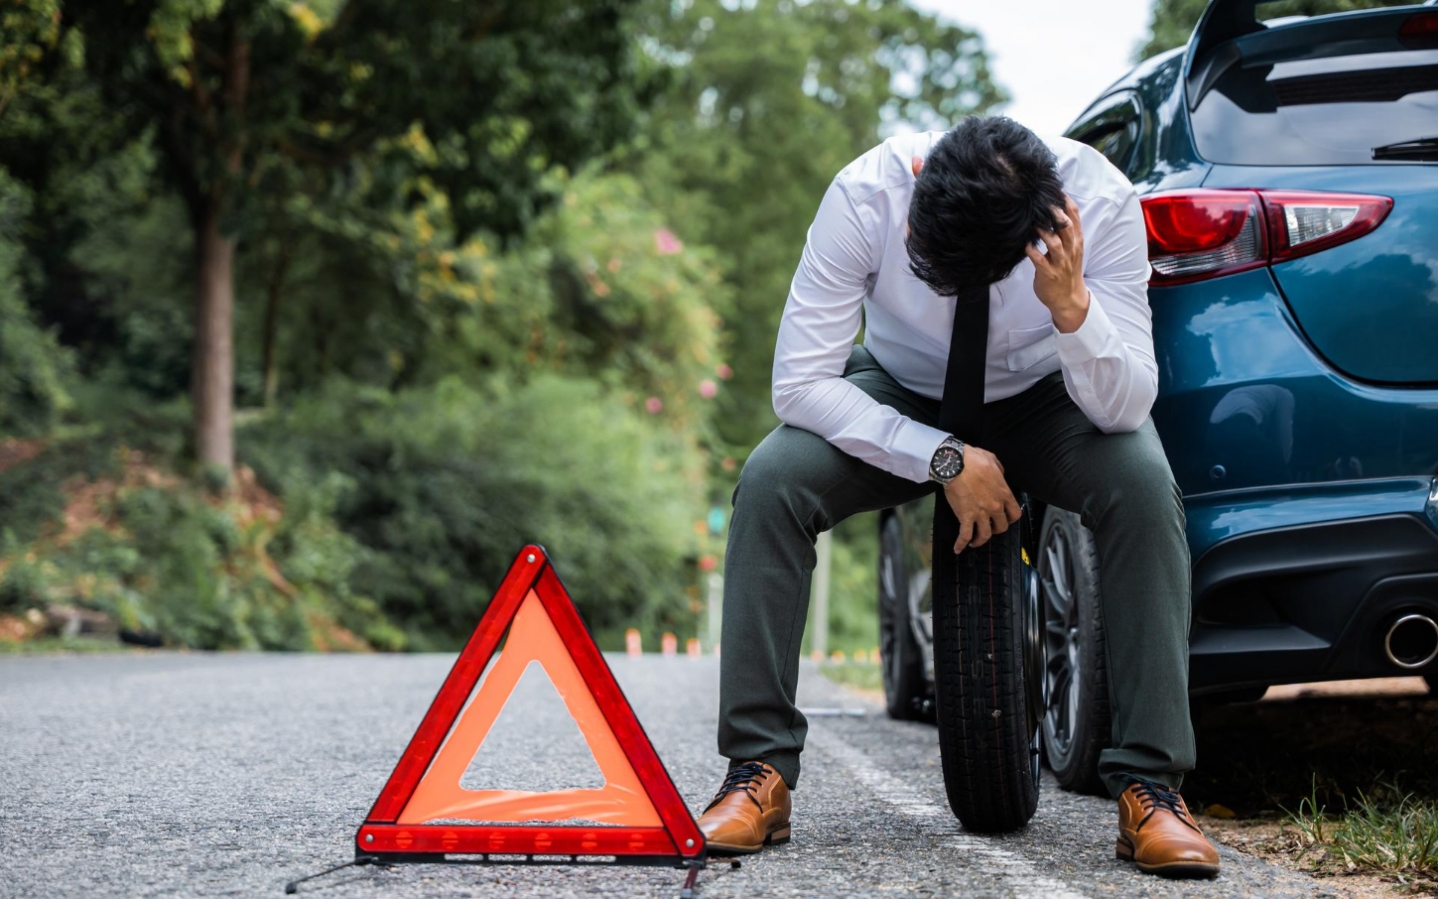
[812, 724, 1090, 899]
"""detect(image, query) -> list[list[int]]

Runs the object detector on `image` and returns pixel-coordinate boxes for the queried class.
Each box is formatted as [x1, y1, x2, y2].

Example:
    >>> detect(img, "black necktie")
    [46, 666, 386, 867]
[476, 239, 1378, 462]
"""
[937, 282, 990, 443]
[932, 282, 991, 565]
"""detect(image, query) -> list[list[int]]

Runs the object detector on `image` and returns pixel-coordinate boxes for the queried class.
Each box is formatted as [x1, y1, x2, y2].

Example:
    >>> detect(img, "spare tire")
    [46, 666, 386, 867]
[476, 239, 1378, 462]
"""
[931, 504, 1042, 833]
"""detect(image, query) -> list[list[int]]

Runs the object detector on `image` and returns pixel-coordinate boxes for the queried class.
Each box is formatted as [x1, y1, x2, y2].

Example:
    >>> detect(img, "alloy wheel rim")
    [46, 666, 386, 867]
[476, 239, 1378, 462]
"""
[879, 520, 902, 704]
[1023, 551, 1046, 792]
[1040, 524, 1082, 763]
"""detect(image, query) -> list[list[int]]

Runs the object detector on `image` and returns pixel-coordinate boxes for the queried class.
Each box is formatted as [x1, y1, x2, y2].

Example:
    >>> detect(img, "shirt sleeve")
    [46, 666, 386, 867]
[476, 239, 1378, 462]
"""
[1053, 188, 1160, 434]
[771, 178, 950, 484]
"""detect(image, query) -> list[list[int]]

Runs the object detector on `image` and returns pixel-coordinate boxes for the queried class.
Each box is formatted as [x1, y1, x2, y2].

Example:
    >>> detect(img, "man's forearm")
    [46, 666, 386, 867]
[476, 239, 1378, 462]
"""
[772, 374, 950, 484]
[1050, 286, 1092, 335]
[1053, 294, 1158, 434]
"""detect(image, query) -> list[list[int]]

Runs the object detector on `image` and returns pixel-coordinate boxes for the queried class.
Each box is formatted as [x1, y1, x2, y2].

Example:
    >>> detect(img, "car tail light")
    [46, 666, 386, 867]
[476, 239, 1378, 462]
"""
[1144, 190, 1266, 285]
[1399, 11, 1438, 49]
[1141, 189, 1392, 286]
[1261, 191, 1393, 263]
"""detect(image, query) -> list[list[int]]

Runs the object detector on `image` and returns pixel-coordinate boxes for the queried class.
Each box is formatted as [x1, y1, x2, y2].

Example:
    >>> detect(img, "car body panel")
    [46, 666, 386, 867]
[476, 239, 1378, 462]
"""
[1148, 265, 1438, 510]
[1201, 165, 1438, 384]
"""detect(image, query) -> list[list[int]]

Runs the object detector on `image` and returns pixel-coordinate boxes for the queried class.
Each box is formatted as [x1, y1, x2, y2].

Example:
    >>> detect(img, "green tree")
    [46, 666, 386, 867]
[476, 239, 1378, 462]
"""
[632, 0, 1005, 454]
[1139, 0, 1402, 60]
[0, 167, 74, 437]
[0, 0, 60, 119]
[37, 0, 641, 479]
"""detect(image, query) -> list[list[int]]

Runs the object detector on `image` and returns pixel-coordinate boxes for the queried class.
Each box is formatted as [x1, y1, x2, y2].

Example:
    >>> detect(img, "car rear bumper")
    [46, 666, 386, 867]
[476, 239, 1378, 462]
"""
[1186, 479, 1438, 692]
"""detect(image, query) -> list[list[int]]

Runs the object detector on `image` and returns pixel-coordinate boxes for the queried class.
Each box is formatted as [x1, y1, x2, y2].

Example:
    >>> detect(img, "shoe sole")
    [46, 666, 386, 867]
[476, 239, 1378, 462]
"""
[704, 826, 792, 856]
[1115, 839, 1219, 879]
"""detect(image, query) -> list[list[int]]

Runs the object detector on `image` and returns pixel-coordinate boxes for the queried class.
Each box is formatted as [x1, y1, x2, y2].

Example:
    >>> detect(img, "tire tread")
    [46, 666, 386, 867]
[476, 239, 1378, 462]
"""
[932, 527, 1038, 833]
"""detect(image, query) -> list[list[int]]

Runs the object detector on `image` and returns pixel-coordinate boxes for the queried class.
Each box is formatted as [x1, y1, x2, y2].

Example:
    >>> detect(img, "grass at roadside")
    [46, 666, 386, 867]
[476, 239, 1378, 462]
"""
[0, 635, 141, 654]
[818, 659, 884, 694]
[1185, 684, 1438, 894]
[1281, 785, 1438, 887]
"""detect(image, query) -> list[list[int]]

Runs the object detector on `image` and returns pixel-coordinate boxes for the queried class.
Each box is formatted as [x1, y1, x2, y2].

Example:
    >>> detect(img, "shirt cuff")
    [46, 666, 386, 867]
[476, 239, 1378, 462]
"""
[892, 418, 952, 484]
[1054, 289, 1122, 365]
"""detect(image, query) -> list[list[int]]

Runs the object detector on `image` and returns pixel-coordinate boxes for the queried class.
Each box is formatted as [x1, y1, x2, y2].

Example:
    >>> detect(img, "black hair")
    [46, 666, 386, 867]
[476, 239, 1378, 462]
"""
[906, 116, 1066, 296]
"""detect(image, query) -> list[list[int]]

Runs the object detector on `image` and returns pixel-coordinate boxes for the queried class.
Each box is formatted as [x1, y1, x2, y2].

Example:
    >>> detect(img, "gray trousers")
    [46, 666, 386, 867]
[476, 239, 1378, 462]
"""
[718, 345, 1194, 798]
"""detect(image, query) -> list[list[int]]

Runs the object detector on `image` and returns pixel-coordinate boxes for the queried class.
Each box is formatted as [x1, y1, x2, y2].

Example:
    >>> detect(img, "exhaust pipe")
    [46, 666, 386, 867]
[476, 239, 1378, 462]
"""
[1383, 613, 1438, 670]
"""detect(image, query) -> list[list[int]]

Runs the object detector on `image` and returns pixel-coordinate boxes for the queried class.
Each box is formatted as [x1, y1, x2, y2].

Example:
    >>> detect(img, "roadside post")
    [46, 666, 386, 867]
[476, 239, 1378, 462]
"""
[810, 530, 833, 658]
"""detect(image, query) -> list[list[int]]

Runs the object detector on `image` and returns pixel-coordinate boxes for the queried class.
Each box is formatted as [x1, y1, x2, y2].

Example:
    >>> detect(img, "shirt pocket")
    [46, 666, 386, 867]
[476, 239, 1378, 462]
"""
[1006, 324, 1057, 372]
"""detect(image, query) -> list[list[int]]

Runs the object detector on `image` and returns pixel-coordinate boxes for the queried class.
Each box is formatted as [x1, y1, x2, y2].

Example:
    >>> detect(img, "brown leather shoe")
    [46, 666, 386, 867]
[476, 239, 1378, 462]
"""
[696, 761, 792, 854]
[1116, 779, 1220, 878]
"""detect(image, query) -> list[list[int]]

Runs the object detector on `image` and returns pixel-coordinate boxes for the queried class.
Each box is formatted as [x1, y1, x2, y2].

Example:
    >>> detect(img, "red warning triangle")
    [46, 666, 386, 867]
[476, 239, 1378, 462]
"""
[356, 545, 705, 862]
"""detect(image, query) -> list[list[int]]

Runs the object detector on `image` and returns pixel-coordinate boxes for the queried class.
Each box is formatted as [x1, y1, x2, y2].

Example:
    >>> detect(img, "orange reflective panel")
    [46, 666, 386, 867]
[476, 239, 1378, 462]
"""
[397, 589, 662, 827]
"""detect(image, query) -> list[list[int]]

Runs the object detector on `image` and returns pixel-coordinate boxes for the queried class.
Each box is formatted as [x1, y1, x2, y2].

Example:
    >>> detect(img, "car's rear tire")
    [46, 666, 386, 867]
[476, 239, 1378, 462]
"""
[931, 521, 1040, 833]
[1038, 508, 1111, 797]
[879, 513, 932, 721]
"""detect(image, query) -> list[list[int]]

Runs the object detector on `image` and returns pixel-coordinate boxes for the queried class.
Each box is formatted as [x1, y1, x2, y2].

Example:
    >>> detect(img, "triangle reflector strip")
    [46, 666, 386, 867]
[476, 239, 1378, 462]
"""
[356, 545, 705, 863]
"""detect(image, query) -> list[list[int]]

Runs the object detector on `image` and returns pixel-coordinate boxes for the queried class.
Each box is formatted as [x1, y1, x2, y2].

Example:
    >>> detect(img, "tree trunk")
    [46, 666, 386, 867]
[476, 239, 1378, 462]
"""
[261, 248, 290, 407]
[192, 200, 236, 479]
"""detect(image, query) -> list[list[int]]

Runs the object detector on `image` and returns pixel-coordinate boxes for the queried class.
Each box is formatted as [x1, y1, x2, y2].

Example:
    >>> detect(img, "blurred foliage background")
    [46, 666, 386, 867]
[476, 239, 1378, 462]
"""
[0, 0, 1209, 653]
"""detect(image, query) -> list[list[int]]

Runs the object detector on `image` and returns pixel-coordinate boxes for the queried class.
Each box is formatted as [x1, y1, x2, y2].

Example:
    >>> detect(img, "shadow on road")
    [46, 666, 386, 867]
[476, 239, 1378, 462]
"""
[1184, 679, 1438, 816]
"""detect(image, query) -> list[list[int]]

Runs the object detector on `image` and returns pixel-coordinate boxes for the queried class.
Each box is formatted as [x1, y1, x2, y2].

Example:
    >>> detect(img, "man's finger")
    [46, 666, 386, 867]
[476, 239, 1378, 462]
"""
[1060, 197, 1084, 255]
[971, 515, 993, 548]
[1050, 206, 1078, 254]
[1065, 195, 1082, 234]
[1037, 229, 1065, 261]
[954, 517, 975, 554]
[1025, 243, 1049, 270]
[1051, 204, 1071, 231]
[991, 512, 1010, 535]
[1004, 496, 1023, 524]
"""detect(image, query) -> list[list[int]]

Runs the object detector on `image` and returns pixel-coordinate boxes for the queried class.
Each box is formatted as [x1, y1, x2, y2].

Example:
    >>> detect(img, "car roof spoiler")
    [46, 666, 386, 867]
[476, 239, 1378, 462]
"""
[1183, 1, 1265, 110]
[1184, 0, 1438, 110]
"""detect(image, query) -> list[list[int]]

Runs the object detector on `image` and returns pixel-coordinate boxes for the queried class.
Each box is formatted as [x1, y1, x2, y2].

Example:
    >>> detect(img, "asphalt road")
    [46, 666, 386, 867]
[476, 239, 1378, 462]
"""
[0, 653, 1344, 899]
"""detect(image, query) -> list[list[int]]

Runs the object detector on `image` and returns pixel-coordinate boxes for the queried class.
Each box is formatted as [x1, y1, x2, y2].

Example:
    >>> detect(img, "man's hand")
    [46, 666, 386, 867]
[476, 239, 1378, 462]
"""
[941, 446, 1022, 553]
[1026, 195, 1089, 334]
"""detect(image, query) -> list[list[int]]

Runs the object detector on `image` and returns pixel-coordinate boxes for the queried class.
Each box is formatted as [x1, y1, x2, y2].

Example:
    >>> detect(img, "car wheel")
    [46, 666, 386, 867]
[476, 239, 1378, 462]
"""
[1038, 508, 1111, 797]
[878, 512, 932, 721]
[931, 515, 1041, 833]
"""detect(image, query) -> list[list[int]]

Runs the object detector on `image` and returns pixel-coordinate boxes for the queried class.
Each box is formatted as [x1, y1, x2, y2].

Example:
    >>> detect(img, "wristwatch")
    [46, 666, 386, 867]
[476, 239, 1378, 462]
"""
[929, 436, 966, 484]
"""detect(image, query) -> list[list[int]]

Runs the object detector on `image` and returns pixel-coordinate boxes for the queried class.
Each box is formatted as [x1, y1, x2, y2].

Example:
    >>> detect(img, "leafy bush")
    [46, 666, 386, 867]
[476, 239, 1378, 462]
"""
[0, 169, 74, 438]
[388, 171, 731, 425]
[0, 442, 392, 651]
[823, 514, 881, 654]
[243, 374, 708, 650]
[0, 436, 117, 545]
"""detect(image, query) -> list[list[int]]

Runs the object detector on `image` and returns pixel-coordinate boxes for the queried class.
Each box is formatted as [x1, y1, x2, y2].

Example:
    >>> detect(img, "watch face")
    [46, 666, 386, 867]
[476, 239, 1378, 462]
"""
[934, 447, 962, 479]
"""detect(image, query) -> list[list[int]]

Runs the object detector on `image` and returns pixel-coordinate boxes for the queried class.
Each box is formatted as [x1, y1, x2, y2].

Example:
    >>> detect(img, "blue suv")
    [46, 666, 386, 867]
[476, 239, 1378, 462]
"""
[878, 0, 1438, 799]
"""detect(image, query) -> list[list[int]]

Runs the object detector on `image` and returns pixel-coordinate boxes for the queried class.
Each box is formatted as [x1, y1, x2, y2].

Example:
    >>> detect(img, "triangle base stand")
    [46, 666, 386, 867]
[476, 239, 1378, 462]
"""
[282, 852, 705, 897]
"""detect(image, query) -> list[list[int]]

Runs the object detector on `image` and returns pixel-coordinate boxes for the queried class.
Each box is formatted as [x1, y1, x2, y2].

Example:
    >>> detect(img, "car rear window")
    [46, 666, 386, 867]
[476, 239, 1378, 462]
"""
[1191, 47, 1438, 165]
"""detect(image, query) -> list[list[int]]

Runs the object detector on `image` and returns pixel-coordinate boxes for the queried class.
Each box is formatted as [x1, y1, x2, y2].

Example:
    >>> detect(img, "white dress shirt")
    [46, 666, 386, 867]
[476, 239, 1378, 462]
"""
[772, 131, 1158, 484]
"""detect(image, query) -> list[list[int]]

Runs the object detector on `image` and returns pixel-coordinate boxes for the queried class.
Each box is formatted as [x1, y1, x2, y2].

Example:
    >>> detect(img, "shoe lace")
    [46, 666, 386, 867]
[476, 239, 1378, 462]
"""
[1130, 779, 1200, 833]
[704, 761, 770, 813]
